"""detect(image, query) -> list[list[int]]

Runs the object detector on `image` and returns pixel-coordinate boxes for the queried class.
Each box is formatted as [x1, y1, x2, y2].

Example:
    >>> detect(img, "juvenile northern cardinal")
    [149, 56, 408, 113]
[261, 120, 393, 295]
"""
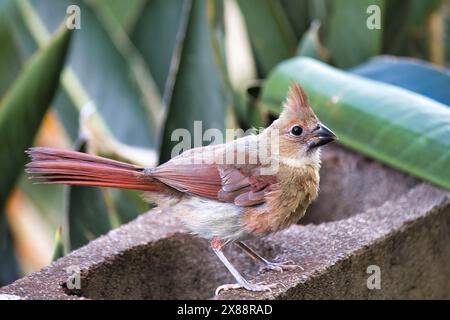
[26, 82, 336, 294]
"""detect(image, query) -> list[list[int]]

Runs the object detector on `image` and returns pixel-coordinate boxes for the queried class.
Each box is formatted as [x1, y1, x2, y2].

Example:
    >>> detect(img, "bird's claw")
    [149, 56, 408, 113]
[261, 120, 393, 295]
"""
[215, 282, 279, 295]
[260, 260, 304, 273]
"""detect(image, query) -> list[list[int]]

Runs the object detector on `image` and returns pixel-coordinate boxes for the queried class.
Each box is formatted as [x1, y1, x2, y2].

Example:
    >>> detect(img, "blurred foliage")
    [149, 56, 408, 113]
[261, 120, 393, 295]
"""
[0, 0, 449, 286]
[0, 21, 71, 284]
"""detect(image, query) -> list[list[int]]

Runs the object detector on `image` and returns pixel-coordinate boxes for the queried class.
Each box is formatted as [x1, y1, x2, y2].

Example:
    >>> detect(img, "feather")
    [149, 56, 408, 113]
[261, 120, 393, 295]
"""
[26, 147, 166, 192]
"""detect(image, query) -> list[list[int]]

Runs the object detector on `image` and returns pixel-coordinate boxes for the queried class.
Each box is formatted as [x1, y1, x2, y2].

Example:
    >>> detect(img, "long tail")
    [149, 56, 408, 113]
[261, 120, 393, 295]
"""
[25, 147, 164, 192]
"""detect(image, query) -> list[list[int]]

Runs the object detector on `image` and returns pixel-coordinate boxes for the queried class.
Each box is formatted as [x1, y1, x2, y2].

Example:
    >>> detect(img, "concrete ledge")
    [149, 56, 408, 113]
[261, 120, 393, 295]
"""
[1, 146, 449, 299]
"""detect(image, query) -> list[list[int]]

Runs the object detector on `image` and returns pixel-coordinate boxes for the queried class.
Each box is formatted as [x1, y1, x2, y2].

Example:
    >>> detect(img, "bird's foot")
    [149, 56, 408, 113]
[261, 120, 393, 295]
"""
[260, 259, 304, 273]
[215, 281, 278, 295]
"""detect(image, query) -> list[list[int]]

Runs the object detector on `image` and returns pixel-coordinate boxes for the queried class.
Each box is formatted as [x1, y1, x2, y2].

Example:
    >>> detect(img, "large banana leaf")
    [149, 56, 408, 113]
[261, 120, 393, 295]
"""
[262, 57, 450, 191]
[351, 56, 450, 106]
[0, 26, 71, 285]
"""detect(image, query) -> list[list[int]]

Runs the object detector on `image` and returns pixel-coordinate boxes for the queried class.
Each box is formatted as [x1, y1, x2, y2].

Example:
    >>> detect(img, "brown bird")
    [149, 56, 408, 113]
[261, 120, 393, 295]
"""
[26, 82, 336, 294]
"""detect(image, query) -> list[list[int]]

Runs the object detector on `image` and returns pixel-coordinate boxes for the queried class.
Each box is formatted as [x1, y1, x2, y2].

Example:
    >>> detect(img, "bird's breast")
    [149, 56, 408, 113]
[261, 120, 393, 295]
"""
[242, 166, 320, 236]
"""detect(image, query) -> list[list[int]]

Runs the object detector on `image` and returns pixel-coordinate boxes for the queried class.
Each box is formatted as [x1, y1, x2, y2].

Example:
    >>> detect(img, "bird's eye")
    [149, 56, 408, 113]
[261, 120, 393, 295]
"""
[290, 125, 303, 136]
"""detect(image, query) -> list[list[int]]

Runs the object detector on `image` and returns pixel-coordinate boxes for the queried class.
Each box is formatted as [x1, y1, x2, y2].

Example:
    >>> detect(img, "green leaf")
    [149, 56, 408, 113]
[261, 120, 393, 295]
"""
[130, 0, 187, 94]
[89, 0, 163, 121]
[108, 189, 149, 225]
[0, 0, 23, 97]
[0, 26, 71, 211]
[323, 0, 385, 68]
[383, 0, 442, 58]
[20, 0, 156, 230]
[280, 0, 311, 39]
[308, 0, 329, 21]
[0, 24, 69, 286]
[234, 83, 267, 130]
[351, 56, 450, 106]
[19, 175, 65, 230]
[297, 21, 330, 62]
[0, 212, 21, 286]
[90, 0, 145, 34]
[27, 0, 157, 148]
[67, 185, 112, 251]
[51, 227, 65, 261]
[52, 89, 79, 141]
[158, 0, 227, 162]
[409, 0, 442, 25]
[2, 0, 75, 140]
[237, 0, 297, 76]
[262, 57, 450, 191]
[66, 140, 112, 251]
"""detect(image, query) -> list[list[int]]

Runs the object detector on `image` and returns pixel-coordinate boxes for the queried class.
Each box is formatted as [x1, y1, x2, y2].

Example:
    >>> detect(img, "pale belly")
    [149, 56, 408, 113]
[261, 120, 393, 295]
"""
[164, 195, 250, 242]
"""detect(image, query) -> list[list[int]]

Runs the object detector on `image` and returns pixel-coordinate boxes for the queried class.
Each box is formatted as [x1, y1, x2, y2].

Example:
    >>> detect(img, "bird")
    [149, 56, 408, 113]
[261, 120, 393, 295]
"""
[26, 82, 336, 295]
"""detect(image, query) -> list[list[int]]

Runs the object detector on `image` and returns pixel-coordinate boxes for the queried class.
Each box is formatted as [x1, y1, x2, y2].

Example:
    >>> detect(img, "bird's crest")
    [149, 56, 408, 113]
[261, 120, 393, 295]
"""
[279, 82, 318, 124]
[286, 82, 309, 111]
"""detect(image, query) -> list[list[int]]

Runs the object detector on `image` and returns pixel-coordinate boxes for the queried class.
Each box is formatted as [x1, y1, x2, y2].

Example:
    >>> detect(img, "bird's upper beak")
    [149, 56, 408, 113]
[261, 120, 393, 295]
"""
[308, 123, 337, 149]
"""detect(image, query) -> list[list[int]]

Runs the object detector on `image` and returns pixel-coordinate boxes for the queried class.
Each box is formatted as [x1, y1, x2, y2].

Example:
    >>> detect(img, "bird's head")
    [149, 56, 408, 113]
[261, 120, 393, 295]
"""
[268, 82, 337, 165]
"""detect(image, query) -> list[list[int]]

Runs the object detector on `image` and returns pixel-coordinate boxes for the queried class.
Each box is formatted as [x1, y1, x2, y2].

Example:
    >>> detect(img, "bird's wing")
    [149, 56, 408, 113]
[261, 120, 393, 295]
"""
[149, 138, 278, 206]
[217, 165, 277, 206]
[150, 161, 223, 200]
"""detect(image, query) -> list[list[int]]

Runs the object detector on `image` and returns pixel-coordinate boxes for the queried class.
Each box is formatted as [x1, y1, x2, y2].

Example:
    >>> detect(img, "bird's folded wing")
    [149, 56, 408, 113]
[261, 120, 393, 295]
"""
[150, 162, 223, 199]
[149, 144, 277, 207]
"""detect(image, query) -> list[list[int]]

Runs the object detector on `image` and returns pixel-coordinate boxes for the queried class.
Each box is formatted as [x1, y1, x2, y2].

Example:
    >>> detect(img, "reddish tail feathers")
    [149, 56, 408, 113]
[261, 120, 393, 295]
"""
[26, 147, 163, 192]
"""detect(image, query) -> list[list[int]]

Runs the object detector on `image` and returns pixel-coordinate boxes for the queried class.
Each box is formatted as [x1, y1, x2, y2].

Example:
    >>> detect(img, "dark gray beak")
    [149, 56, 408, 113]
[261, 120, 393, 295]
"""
[308, 123, 337, 149]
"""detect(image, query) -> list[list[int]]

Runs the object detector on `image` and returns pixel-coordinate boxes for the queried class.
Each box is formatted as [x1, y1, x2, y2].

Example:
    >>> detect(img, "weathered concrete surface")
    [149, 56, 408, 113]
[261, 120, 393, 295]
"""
[1, 146, 449, 299]
[218, 184, 450, 299]
[303, 146, 418, 224]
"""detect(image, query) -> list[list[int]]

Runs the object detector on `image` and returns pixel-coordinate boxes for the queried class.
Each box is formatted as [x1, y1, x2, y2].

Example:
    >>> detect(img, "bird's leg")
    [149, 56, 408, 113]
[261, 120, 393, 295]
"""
[235, 241, 303, 273]
[211, 238, 278, 295]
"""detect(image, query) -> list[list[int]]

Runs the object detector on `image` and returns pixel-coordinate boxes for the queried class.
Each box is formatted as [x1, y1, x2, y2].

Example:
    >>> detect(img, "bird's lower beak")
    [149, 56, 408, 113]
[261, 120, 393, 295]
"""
[308, 123, 337, 149]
